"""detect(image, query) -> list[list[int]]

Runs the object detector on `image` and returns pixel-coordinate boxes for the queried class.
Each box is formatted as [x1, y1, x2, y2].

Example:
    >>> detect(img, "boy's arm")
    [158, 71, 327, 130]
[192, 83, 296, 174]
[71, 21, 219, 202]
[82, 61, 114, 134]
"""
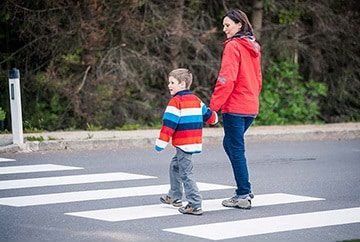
[201, 102, 218, 125]
[155, 98, 180, 152]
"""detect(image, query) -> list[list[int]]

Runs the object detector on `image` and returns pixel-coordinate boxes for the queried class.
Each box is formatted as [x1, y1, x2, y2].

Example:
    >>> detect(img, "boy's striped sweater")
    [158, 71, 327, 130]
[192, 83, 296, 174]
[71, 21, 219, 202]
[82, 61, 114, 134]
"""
[155, 90, 218, 153]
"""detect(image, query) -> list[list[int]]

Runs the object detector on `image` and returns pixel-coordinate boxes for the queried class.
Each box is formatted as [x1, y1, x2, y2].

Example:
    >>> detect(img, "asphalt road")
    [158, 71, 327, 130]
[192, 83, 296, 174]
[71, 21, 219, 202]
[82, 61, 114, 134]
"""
[0, 139, 359, 242]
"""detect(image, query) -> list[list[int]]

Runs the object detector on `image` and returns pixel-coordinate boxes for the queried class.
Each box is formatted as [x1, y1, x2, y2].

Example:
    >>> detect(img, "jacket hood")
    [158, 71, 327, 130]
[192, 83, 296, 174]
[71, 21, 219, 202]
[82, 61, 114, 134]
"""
[225, 33, 260, 57]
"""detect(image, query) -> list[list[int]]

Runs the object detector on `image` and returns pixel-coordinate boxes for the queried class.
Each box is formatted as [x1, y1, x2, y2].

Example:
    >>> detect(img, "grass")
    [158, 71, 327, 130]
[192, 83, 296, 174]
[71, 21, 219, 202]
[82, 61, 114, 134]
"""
[26, 136, 45, 142]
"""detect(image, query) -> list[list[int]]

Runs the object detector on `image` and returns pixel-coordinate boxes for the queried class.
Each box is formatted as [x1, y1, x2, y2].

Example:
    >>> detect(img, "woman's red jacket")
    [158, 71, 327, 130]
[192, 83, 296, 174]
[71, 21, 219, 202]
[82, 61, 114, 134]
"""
[210, 36, 262, 115]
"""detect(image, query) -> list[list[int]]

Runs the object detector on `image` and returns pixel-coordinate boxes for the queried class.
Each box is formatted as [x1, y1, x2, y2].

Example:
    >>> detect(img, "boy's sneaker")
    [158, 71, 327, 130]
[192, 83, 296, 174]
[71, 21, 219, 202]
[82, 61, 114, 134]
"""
[222, 195, 252, 209]
[160, 195, 182, 207]
[178, 204, 203, 215]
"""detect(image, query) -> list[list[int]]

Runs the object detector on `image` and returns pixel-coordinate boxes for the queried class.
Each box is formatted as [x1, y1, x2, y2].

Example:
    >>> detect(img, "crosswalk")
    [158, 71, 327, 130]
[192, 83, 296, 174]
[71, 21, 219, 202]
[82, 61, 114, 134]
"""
[164, 207, 360, 240]
[0, 164, 83, 175]
[65, 193, 324, 222]
[0, 171, 157, 190]
[0, 157, 15, 162]
[0, 156, 359, 241]
[0, 182, 231, 207]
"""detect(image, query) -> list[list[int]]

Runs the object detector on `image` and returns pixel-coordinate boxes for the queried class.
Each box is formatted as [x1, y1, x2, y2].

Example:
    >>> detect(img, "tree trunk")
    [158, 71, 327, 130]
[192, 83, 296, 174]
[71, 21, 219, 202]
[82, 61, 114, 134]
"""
[169, 0, 184, 69]
[251, 0, 263, 40]
[80, 0, 107, 66]
[294, 0, 299, 64]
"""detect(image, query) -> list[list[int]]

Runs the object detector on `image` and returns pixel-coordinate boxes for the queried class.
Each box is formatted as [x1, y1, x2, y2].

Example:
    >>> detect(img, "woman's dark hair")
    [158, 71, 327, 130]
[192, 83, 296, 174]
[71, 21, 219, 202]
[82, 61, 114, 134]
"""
[223, 9, 254, 34]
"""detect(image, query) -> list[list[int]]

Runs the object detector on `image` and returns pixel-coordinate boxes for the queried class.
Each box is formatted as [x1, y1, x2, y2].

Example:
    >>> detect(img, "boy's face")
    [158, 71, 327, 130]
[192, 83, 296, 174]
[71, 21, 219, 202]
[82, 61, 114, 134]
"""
[168, 76, 186, 96]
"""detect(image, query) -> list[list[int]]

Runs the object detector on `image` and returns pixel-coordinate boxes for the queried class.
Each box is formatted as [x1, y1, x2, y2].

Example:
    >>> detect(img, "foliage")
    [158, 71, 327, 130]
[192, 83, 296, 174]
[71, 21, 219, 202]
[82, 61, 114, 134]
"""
[256, 60, 327, 125]
[261, 0, 360, 123]
[23, 91, 76, 131]
[26, 135, 45, 142]
[86, 123, 103, 132]
[0, 107, 6, 121]
[117, 123, 141, 131]
[0, 0, 358, 131]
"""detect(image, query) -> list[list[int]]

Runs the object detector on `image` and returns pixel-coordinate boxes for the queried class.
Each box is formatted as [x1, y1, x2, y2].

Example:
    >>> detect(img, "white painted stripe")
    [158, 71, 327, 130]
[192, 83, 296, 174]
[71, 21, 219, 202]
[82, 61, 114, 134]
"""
[0, 158, 16, 162]
[0, 182, 232, 207]
[0, 172, 157, 190]
[164, 207, 360, 240]
[66, 193, 324, 222]
[0, 164, 83, 175]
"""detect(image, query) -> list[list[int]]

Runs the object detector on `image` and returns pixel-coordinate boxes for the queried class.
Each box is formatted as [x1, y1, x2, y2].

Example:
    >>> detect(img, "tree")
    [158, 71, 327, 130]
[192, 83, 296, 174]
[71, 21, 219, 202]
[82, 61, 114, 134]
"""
[251, 0, 263, 40]
[0, 0, 358, 131]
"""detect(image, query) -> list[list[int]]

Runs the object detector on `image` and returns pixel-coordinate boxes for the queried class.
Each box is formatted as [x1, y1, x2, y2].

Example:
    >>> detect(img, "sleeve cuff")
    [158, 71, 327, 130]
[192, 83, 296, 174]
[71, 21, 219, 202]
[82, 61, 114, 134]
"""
[155, 146, 164, 152]
[155, 138, 168, 150]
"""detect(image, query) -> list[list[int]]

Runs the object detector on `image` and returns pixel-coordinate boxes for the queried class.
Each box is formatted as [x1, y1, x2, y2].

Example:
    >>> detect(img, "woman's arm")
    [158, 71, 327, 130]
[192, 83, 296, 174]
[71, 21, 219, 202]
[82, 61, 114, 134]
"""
[210, 41, 240, 112]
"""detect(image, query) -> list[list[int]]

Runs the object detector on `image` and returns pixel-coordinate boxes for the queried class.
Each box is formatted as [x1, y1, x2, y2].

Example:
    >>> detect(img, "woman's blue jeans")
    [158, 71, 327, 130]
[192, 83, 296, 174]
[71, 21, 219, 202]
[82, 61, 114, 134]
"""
[222, 113, 254, 197]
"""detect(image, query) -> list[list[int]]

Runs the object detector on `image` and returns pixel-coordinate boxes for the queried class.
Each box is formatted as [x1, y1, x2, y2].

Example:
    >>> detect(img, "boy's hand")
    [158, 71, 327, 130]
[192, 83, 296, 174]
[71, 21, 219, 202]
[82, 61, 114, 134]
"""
[205, 109, 218, 126]
[207, 110, 218, 126]
[212, 111, 218, 125]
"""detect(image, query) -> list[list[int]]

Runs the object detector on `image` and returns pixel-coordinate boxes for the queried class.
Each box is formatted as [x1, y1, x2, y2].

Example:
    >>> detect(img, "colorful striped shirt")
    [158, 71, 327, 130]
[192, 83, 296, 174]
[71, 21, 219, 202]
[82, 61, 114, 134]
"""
[155, 90, 218, 153]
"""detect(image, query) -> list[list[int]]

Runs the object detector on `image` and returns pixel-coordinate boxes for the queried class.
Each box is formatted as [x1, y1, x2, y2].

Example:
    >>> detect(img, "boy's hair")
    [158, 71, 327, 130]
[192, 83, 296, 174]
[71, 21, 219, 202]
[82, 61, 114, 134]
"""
[169, 68, 193, 89]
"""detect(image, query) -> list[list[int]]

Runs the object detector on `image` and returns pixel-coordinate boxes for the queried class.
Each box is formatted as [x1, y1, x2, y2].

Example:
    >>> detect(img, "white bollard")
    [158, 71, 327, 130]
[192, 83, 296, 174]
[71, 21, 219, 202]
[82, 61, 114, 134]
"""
[8, 68, 24, 145]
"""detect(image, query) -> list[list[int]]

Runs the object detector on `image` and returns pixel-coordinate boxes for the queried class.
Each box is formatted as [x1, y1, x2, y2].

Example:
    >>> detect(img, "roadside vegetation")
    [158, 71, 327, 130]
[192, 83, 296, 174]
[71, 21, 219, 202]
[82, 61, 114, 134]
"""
[0, 0, 358, 132]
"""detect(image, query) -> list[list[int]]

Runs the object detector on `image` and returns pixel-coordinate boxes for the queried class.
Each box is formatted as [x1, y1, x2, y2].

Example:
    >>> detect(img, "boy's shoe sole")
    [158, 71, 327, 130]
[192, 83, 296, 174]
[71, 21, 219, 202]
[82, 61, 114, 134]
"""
[160, 195, 182, 207]
[178, 206, 203, 215]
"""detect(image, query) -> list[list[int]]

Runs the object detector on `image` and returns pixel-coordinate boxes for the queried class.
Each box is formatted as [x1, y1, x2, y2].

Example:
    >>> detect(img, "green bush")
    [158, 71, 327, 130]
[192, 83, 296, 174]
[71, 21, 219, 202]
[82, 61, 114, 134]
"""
[26, 135, 45, 142]
[256, 60, 327, 125]
[23, 92, 76, 132]
[0, 107, 6, 121]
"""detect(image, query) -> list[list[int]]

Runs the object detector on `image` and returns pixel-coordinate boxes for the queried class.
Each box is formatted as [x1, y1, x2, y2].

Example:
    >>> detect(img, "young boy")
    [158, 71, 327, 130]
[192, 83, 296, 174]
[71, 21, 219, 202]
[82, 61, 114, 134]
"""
[155, 68, 218, 215]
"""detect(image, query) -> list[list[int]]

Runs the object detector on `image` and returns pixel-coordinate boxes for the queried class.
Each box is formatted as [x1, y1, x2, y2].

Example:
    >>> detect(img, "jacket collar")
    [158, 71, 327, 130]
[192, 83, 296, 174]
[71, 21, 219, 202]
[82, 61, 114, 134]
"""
[225, 31, 254, 44]
[174, 89, 192, 96]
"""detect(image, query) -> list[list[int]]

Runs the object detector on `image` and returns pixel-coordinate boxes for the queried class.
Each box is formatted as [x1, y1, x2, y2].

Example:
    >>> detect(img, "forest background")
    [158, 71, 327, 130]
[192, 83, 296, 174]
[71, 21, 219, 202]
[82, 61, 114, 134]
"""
[0, 0, 359, 132]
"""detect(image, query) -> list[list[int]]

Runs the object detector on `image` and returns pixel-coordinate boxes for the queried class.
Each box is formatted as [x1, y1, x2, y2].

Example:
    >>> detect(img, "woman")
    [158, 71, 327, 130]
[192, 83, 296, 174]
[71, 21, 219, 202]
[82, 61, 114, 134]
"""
[210, 9, 262, 209]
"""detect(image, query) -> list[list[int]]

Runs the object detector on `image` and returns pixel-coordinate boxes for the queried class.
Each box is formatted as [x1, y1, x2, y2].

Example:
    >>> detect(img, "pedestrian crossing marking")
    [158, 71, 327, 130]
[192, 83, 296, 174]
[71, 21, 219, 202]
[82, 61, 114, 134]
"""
[0, 182, 233, 207]
[0, 164, 83, 175]
[0, 172, 157, 190]
[65, 193, 324, 222]
[164, 207, 360, 240]
[0, 158, 15, 162]
[0, 161, 355, 241]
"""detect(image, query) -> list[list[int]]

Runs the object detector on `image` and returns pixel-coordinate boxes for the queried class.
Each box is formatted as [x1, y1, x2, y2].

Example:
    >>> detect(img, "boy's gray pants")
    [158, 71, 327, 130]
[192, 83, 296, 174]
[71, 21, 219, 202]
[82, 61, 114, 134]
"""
[168, 147, 202, 209]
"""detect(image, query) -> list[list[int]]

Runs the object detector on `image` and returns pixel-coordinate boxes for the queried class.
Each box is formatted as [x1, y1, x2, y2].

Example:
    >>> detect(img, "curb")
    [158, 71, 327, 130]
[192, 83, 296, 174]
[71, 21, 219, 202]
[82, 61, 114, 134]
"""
[1, 123, 359, 154]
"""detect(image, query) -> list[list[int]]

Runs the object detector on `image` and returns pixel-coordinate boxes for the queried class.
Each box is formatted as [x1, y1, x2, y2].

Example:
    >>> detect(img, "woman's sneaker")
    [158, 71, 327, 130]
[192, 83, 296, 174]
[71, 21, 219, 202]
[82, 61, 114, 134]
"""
[178, 204, 203, 215]
[222, 195, 252, 209]
[160, 195, 182, 207]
